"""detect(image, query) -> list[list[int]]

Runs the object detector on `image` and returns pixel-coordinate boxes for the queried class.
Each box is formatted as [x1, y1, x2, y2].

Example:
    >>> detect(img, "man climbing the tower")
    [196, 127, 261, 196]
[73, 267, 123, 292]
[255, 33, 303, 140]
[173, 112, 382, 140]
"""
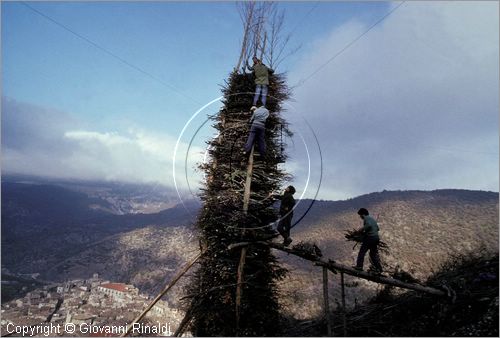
[353, 208, 383, 274]
[270, 185, 296, 246]
[247, 56, 273, 106]
[244, 105, 269, 158]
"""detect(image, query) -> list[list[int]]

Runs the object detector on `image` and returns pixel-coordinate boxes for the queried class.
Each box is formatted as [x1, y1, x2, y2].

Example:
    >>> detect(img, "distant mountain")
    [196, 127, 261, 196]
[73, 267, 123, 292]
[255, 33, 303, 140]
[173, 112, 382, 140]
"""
[291, 189, 499, 273]
[2, 174, 184, 214]
[2, 177, 498, 321]
[1, 177, 199, 283]
[277, 189, 499, 319]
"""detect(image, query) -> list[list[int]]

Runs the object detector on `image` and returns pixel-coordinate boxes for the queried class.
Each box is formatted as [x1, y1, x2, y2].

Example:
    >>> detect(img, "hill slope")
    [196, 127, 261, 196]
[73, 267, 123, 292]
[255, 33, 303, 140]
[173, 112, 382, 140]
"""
[283, 252, 499, 336]
[275, 189, 498, 319]
[1, 180, 198, 280]
[2, 182, 498, 324]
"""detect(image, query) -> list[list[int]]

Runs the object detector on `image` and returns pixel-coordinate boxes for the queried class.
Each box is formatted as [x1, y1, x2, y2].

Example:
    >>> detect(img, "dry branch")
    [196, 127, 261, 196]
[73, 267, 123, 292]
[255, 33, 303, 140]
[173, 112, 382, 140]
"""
[344, 228, 390, 254]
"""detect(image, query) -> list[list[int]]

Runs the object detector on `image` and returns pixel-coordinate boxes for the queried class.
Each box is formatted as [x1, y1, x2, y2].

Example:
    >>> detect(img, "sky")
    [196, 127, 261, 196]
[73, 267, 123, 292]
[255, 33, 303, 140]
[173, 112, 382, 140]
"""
[2, 1, 499, 201]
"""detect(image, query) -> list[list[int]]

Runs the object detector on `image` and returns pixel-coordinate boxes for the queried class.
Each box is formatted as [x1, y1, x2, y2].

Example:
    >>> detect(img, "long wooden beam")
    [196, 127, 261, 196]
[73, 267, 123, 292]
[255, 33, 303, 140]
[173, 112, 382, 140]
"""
[173, 305, 194, 337]
[322, 267, 332, 336]
[121, 251, 203, 337]
[236, 146, 255, 335]
[340, 271, 347, 337]
[228, 241, 447, 297]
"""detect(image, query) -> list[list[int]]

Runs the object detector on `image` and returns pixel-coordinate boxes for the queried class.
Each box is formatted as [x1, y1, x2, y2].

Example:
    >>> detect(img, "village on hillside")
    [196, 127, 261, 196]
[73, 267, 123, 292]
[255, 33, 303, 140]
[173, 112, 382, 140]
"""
[1, 273, 180, 337]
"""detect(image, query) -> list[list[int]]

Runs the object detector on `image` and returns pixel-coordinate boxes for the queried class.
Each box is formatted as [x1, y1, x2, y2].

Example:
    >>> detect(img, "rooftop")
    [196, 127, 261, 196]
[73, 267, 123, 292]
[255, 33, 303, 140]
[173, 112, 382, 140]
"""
[100, 283, 128, 292]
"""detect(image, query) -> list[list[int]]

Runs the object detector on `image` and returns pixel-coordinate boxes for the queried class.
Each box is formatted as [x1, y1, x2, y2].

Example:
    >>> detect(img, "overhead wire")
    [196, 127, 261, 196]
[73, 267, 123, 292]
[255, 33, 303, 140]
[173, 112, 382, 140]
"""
[20, 2, 206, 108]
[293, 1, 406, 88]
[289, 2, 496, 158]
[19, 2, 495, 166]
[288, 1, 320, 36]
[19, 2, 224, 216]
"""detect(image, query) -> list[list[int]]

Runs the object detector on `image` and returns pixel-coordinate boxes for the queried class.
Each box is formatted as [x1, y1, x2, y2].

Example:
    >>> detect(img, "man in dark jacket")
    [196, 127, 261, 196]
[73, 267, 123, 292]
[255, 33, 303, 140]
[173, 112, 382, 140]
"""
[247, 56, 273, 106]
[271, 185, 296, 246]
[353, 208, 383, 273]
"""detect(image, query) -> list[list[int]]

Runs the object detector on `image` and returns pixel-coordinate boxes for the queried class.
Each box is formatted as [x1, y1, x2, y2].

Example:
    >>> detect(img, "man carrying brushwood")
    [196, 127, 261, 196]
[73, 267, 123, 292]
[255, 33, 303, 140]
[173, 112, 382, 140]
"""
[269, 185, 296, 246]
[353, 208, 383, 273]
[246, 56, 273, 106]
[244, 105, 269, 158]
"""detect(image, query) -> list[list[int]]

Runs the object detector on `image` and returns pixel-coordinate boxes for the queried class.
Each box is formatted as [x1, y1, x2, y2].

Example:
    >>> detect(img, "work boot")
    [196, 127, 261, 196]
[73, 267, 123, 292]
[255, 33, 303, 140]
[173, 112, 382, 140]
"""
[368, 266, 383, 275]
[283, 237, 293, 246]
[352, 266, 363, 271]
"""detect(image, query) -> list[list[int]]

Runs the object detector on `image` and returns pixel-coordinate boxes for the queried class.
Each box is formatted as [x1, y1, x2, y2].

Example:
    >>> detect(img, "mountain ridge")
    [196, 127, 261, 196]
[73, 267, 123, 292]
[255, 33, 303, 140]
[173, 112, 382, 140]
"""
[1, 178, 498, 321]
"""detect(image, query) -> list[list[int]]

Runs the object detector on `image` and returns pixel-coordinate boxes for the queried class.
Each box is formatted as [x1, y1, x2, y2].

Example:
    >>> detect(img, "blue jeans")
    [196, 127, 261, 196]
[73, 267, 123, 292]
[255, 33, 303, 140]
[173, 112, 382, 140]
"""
[356, 236, 382, 271]
[253, 85, 268, 106]
[244, 124, 266, 155]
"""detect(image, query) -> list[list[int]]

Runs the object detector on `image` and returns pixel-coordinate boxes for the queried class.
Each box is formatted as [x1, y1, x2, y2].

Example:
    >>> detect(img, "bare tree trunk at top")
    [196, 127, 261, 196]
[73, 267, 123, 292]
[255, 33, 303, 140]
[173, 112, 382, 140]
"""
[235, 2, 255, 72]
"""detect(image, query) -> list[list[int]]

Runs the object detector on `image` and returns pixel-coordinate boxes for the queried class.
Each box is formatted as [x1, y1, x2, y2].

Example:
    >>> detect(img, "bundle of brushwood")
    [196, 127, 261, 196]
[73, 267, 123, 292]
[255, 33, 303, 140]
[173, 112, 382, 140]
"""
[291, 241, 323, 259]
[344, 229, 390, 254]
[183, 71, 293, 336]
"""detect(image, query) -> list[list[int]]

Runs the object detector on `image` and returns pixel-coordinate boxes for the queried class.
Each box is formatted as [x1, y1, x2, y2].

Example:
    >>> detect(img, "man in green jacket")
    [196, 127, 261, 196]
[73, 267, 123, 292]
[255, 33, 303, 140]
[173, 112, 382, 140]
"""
[353, 208, 383, 273]
[247, 56, 273, 106]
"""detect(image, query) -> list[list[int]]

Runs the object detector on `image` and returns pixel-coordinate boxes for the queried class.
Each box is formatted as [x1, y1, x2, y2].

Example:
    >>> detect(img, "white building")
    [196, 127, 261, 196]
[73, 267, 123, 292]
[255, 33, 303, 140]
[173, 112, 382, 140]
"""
[97, 283, 138, 304]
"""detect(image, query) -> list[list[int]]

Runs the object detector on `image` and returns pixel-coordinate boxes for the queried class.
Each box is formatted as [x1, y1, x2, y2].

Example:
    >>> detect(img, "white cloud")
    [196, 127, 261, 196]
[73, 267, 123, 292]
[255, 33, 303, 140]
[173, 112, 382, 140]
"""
[2, 98, 204, 191]
[64, 131, 131, 147]
[62, 128, 204, 189]
[287, 1, 499, 199]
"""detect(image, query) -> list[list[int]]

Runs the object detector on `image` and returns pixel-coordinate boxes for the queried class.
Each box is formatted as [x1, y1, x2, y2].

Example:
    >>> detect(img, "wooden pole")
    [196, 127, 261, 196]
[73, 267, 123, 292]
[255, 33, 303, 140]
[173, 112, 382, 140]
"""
[235, 246, 247, 335]
[242, 146, 254, 214]
[341, 271, 347, 337]
[121, 252, 203, 337]
[235, 146, 254, 334]
[323, 267, 332, 336]
[173, 306, 193, 337]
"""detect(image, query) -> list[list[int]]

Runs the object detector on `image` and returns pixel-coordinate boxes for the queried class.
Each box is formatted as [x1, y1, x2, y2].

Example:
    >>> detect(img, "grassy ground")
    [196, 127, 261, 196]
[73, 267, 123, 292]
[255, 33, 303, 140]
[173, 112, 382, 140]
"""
[282, 251, 499, 336]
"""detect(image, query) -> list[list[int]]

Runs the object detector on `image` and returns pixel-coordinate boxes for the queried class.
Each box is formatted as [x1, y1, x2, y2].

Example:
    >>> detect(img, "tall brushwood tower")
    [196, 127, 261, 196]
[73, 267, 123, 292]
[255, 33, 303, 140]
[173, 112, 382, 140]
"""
[182, 3, 294, 336]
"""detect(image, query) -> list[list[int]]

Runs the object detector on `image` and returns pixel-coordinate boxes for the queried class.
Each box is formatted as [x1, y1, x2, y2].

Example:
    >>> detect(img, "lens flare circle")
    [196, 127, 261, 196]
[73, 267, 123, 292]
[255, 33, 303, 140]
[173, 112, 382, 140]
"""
[173, 92, 323, 230]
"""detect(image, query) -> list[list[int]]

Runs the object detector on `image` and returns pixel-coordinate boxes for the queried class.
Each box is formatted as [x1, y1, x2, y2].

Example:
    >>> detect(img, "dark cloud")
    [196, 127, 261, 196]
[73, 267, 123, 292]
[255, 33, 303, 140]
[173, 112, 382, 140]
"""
[1, 97, 201, 189]
[1, 97, 78, 154]
[1, 97, 84, 178]
[286, 2, 498, 199]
